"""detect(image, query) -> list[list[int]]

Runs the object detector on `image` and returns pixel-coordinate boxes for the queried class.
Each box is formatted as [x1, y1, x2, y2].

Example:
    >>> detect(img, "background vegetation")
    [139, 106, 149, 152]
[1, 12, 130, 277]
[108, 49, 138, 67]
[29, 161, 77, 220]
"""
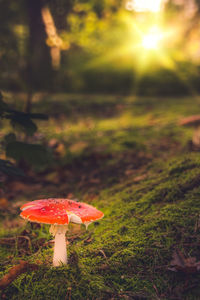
[1, 0, 200, 95]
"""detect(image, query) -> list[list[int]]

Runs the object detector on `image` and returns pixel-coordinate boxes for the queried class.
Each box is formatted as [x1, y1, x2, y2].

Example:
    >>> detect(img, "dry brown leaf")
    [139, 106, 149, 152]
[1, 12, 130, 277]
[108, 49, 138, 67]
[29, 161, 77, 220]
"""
[54, 143, 65, 156]
[0, 198, 8, 209]
[8, 182, 42, 194]
[168, 249, 200, 274]
[133, 174, 147, 182]
[48, 138, 59, 148]
[89, 178, 100, 184]
[0, 260, 38, 290]
[69, 141, 88, 153]
[125, 169, 134, 176]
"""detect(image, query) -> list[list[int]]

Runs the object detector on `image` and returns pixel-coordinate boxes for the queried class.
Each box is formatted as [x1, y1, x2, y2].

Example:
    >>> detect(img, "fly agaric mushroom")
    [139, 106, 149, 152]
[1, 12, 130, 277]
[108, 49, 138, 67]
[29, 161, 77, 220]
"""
[179, 115, 200, 148]
[20, 198, 104, 267]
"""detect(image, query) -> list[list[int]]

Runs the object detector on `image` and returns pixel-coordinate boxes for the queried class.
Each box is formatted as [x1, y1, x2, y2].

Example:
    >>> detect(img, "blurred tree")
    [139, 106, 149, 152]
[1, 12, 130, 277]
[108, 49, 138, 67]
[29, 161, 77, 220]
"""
[24, 0, 53, 112]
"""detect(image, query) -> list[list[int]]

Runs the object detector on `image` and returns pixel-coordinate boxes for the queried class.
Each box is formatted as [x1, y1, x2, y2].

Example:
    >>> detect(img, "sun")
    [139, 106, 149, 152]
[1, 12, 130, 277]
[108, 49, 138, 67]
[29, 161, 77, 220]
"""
[141, 28, 164, 50]
[142, 34, 159, 50]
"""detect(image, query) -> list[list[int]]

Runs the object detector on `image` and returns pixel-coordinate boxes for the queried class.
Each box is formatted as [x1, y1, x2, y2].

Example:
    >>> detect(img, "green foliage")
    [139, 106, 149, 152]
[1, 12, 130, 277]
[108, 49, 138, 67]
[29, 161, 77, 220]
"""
[4, 111, 48, 137]
[10, 114, 37, 136]
[0, 92, 47, 135]
[0, 92, 50, 172]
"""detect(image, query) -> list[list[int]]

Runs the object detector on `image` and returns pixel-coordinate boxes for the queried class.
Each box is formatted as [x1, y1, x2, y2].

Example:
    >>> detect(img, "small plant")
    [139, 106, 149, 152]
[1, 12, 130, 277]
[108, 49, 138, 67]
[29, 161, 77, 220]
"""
[0, 91, 51, 176]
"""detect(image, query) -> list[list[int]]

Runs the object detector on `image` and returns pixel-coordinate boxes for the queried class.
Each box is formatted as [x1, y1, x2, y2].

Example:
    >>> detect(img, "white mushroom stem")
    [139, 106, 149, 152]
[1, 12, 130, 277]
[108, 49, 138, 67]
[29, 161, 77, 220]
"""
[192, 126, 200, 147]
[50, 224, 68, 267]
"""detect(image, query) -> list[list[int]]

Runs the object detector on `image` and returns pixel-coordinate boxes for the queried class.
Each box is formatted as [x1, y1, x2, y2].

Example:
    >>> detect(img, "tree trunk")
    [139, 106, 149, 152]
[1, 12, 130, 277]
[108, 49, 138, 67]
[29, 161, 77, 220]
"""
[25, 0, 53, 95]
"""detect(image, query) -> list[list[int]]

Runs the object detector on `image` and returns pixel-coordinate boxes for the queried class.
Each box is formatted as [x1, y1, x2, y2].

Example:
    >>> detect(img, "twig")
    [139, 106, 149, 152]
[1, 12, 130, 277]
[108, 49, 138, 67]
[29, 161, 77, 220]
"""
[152, 283, 161, 300]
[0, 236, 31, 251]
[65, 287, 72, 300]
[99, 249, 108, 260]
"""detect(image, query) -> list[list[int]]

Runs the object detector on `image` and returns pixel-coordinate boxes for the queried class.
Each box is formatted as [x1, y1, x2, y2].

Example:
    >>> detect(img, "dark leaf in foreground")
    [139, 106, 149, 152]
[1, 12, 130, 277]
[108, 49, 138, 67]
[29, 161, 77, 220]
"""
[10, 114, 37, 136]
[4, 133, 16, 144]
[6, 142, 52, 167]
[168, 249, 200, 274]
[0, 92, 9, 114]
[5, 110, 48, 121]
[28, 113, 48, 120]
[0, 159, 24, 177]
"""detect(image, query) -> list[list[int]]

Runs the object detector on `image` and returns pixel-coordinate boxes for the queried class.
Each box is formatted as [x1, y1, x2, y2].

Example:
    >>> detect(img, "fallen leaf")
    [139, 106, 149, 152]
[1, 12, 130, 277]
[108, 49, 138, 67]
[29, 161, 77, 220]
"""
[54, 142, 65, 157]
[0, 198, 8, 209]
[0, 260, 38, 290]
[69, 141, 88, 153]
[168, 249, 200, 274]
[125, 169, 134, 176]
[133, 174, 147, 183]
[89, 178, 100, 184]
[48, 138, 59, 148]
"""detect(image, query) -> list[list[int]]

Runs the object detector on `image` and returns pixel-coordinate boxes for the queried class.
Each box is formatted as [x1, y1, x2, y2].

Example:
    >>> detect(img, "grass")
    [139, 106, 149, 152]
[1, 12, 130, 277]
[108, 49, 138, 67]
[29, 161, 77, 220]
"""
[1, 94, 200, 299]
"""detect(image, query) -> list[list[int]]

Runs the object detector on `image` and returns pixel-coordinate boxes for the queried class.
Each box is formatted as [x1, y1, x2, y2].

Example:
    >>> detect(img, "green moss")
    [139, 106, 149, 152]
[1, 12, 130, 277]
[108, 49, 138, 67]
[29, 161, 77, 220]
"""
[2, 96, 200, 299]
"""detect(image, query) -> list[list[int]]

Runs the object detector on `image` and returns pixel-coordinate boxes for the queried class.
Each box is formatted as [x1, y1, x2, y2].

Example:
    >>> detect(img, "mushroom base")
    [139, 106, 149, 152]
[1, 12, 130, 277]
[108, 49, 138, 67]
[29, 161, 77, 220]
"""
[50, 225, 68, 267]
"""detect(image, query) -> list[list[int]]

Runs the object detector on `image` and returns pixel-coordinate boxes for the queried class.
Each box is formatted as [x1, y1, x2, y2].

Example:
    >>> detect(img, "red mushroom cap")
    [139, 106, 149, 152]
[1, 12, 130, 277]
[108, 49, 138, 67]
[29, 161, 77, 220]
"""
[20, 198, 104, 225]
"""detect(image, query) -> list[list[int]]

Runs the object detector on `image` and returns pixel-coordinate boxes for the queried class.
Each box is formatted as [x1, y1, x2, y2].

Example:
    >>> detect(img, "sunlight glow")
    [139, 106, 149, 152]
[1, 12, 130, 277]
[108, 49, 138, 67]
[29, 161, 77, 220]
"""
[87, 12, 180, 76]
[126, 0, 165, 12]
[141, 27, 164, 50]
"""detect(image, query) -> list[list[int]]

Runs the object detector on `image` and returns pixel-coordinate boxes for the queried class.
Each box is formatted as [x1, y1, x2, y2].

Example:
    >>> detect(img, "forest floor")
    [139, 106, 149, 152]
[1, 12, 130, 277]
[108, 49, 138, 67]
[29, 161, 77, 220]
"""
[1, 94, 200, 299]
